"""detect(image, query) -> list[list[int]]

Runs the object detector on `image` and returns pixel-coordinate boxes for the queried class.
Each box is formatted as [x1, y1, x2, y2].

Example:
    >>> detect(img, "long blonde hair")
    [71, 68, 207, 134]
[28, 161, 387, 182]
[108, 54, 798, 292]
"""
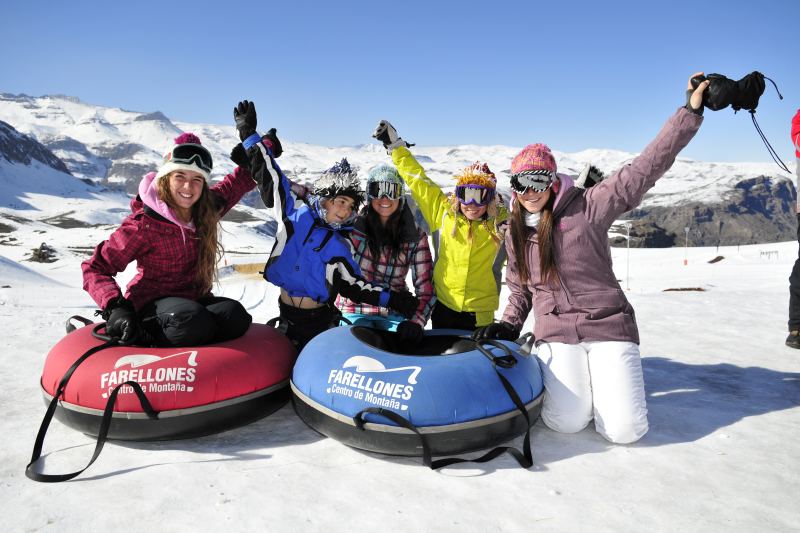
[447, 193, 503, 244]
[157, 173, 222, 292]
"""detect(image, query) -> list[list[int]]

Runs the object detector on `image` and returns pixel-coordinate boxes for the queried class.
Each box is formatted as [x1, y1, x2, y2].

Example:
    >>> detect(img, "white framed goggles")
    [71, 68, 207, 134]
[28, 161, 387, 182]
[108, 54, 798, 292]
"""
[510, 170, 554, 193]
[166, 143, 213, 173]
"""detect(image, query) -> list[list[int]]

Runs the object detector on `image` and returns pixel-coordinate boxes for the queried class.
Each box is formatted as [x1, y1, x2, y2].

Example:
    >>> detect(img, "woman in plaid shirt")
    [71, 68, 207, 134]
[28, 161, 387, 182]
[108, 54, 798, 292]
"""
[336, 164, 436, 345]
[82, 133, 255, 347]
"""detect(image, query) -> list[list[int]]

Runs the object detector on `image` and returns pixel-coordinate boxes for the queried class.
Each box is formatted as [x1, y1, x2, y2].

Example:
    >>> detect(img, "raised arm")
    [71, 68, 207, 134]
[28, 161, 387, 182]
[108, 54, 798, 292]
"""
[233, 100, 297, 220]
[584, 73, 708, 228]
[372, 120, 449, 232]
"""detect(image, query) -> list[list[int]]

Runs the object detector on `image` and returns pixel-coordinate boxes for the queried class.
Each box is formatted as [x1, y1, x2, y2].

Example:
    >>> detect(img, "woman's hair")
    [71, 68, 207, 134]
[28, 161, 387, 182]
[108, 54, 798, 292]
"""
[510, 192, 558, 285]
[157, 173, 222, 291]
[363, 201, 405, 261]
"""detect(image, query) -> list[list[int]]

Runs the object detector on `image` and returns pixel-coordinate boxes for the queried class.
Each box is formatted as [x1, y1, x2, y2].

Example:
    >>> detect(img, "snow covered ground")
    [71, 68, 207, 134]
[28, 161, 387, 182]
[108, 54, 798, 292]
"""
[0, 212, 798, 530]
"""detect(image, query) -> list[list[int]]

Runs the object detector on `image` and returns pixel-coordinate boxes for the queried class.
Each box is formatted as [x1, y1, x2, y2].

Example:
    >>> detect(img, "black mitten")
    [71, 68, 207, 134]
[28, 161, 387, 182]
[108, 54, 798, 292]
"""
[396, 320, 424, 345]
[471, 320, 520, 341]
[103, 296, 138, 343]
[230, 143, 249, 168]
[387, 291, 419, 319]
[263, 128, 283, 158]
[233, 100, 258, 142]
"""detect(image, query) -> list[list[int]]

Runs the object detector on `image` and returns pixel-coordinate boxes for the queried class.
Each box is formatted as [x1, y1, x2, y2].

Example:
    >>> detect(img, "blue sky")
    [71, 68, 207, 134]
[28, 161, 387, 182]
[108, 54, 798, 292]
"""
[1, 0, 797, 164]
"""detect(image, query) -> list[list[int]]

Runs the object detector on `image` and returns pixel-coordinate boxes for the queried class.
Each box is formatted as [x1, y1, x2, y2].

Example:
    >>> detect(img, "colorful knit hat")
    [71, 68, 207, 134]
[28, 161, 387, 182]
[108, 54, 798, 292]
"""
[314, 158, 364, 205]
[155, 132, 213, 182]
[454, 161, 497, 189]
[509, 143, 557, 192]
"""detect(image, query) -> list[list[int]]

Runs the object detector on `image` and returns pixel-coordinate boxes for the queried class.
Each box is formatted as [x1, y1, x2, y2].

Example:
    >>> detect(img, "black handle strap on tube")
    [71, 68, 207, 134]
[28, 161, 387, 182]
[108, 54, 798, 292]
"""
[353, 340, 537, 470]
[26, 324, 158, 482]
[65, 315, 93, 334]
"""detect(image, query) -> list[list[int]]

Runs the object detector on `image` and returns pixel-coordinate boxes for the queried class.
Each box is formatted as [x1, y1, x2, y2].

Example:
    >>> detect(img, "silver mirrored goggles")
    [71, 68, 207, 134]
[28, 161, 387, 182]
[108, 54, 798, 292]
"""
[510, 170, 554, 193]
[367, 180, 404, 200]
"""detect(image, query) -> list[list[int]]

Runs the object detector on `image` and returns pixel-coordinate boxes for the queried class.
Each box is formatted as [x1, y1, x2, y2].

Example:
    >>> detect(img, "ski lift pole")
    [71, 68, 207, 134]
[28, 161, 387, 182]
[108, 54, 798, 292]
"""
[625, 222, 632, 290]
[683, 226, 690, 266]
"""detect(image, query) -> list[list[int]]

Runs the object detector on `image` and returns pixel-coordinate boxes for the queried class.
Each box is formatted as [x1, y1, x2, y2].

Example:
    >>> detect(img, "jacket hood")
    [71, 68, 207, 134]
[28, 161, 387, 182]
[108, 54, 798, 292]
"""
[138, 171, 196, 232]
[553, 173, 575, 211]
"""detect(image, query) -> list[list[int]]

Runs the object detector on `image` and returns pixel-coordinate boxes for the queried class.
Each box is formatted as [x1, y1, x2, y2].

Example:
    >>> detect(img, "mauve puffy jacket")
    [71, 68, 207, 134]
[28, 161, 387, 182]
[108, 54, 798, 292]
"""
[502, 107, 703, 344]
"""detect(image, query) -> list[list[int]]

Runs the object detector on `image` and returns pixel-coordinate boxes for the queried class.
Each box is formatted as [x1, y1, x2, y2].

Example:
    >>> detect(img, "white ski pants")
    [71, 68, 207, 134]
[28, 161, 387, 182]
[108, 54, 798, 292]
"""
[536, 341, 648, 444]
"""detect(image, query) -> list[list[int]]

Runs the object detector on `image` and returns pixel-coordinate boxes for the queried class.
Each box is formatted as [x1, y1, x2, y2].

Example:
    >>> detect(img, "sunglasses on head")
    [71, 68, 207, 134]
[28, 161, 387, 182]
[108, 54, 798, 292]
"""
[367, 180, 403, 200]
[510, 171, 554, 194]
[455, 184, 495, 206]
[167, 144, 213, 173]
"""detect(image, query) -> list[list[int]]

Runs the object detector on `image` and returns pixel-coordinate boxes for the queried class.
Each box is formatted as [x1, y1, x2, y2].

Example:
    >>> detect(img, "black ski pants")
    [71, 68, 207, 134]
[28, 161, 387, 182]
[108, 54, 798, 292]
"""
[139, 296, 252, 347]
[789, 214, 800, 331]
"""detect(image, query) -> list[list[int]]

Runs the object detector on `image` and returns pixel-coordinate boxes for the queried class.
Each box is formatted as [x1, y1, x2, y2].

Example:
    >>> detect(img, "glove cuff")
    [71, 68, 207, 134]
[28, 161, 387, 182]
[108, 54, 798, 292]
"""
[685, 90, 704, 116]
[379, 291, 391, 308]
[386, 138, 409, 154]
[243, 133, 262, 150]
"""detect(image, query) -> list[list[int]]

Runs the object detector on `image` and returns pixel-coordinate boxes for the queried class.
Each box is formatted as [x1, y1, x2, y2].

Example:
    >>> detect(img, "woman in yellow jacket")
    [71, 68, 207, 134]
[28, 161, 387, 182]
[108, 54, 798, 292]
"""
[373, 120, 507, 330]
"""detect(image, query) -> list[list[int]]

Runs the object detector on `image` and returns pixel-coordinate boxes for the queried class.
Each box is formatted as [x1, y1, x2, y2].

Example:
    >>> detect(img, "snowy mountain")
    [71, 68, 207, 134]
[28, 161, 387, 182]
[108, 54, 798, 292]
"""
[0, 96, 797, 531]
[0, 92, 795, 245]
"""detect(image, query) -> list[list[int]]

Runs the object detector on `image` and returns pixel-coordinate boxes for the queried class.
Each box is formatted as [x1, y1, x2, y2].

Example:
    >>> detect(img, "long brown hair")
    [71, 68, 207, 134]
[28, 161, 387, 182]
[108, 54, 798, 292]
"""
[363, 202, 405, 261]
[510, 192, 558, 286]
[157, 173, 222, 292]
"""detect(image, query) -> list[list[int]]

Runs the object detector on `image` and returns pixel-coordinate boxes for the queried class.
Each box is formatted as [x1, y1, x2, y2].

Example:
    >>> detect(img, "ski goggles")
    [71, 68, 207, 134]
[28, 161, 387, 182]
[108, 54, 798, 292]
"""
[165, 144, 213, 173]
[510, 170, 555, 193]
[367, 180, 404, 200]
[455, 184, 495, 206]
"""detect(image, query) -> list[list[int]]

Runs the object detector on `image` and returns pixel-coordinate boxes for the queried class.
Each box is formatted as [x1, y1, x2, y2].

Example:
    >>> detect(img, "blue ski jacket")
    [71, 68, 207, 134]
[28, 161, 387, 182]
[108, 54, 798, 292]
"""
[249, 142, 392, 308]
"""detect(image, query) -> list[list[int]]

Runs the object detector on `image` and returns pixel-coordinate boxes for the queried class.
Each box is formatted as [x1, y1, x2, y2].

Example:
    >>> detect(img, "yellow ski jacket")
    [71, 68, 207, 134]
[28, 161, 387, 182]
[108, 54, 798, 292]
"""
[391, 147, 507, 326]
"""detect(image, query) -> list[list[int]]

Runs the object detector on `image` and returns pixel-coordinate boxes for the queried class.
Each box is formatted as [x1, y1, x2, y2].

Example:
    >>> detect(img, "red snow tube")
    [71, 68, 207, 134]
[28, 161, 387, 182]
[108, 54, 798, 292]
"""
[40, 323, 297, 441]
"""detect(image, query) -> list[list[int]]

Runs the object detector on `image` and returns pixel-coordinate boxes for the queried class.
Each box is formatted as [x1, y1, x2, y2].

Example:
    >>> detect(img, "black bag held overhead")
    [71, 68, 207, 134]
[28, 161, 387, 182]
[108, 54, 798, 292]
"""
[691, 71, 789, 173]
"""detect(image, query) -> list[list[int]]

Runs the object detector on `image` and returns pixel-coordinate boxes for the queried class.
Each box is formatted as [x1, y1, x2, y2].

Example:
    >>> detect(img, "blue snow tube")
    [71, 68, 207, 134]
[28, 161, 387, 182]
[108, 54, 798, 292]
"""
[291, 326, 544, 458]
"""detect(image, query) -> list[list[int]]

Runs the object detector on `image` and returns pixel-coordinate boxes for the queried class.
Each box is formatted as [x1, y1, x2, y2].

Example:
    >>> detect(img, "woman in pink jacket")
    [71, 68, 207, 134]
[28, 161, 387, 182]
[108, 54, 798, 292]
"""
[475, 73, 710, 443]
[82, 133, 255, 347]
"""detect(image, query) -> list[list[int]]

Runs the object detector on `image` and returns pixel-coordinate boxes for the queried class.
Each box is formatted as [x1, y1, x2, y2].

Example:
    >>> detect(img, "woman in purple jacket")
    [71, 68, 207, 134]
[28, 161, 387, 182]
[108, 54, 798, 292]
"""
[82, 133, 255, 347]
[474, 73, 710, 444]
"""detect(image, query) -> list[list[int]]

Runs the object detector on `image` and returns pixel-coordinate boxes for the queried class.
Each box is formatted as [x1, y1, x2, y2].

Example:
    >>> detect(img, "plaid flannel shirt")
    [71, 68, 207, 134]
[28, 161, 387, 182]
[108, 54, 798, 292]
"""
[336, 217, 435, 327]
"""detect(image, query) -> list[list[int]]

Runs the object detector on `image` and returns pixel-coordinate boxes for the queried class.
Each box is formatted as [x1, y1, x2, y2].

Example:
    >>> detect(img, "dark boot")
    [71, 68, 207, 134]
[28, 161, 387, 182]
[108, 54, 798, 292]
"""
[786, 330, 800, 349]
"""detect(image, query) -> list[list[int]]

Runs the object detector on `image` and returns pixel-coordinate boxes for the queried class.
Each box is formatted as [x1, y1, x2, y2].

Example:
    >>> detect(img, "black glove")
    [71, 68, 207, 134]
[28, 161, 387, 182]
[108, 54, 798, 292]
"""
[387, 290, 419, 319]
[396, 320, 424, 345]
[233, 100, 258, 142]
[230, 143, 249, 168]
[372, 120, 413, 153]
[471, 320, 520, 341]
[263, 128, 283, 158]
[102, 296, 138, 343]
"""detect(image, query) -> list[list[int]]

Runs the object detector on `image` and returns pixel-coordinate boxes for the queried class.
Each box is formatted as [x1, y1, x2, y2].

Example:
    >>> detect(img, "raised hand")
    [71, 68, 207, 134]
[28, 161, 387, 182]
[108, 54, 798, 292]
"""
[233, 100, 258, 142]
[372, 119, 413, 153]
[686, 72, 710, 115]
